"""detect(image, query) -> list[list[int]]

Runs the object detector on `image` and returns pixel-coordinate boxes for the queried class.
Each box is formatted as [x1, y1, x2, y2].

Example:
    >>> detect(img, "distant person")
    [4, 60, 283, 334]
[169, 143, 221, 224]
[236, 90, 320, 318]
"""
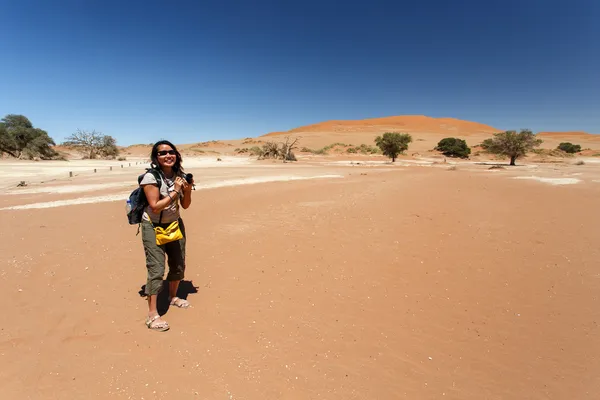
[140, 140, 194, 332]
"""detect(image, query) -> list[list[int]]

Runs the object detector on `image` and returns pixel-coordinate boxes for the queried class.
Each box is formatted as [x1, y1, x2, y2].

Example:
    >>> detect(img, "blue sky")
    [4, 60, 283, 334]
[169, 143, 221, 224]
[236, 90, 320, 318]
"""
[1, 0, 598, 146]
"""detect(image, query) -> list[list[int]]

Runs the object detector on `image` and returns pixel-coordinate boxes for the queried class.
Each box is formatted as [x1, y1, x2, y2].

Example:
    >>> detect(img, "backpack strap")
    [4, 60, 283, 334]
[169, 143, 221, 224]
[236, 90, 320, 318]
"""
[147, 168, 163, 190]
[149, 168, 166, 224]
[146, 168, 177, 226]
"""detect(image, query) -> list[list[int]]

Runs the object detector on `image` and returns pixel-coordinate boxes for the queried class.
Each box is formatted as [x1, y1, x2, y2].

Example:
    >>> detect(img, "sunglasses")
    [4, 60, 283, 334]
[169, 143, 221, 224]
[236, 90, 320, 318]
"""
[157, 150, 176, 156]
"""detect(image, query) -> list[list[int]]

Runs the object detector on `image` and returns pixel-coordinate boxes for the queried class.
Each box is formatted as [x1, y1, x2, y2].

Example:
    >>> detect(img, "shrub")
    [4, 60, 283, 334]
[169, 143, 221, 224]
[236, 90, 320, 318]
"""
[260, 141, 279, 158]
[249, 146, 262, 156]
[435, 137, 471, 158]
[357, 144, 379, 154]
[557, 142, 581, 154]
[531, 148, 572, 158]
[345, 144, 380, 155]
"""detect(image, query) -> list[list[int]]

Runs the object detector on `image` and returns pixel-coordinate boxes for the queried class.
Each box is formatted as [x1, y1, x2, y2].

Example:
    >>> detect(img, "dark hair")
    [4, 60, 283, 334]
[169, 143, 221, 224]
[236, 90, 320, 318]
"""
[150, 140, 185, 176]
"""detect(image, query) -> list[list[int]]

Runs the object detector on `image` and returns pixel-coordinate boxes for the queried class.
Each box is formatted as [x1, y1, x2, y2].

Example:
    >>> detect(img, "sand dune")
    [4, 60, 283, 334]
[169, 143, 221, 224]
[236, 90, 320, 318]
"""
[43, 116, 599, 162]
[537, 131, 600, 140]
[538, 131, 591, 137]
[263, 115, 501, 137]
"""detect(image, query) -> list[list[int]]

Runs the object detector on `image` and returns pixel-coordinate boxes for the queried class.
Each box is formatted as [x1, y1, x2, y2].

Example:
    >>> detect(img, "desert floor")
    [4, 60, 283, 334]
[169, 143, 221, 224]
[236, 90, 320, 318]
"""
[1, 154, 600, 399]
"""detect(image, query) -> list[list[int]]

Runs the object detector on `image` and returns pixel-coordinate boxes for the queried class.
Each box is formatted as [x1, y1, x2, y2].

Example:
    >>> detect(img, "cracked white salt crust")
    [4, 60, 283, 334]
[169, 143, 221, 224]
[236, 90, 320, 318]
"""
[1, 174, 344, 210]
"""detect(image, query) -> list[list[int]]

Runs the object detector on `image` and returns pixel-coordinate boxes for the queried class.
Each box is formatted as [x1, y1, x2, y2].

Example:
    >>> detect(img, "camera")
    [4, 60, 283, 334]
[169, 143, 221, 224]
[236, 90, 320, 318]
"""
[185, 173, 195, 190]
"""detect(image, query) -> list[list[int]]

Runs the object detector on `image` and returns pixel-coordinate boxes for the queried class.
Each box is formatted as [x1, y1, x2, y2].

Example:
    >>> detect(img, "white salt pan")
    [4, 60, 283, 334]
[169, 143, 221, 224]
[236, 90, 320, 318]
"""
[513, 176, 581, 185]
[1, 174, 344, 210]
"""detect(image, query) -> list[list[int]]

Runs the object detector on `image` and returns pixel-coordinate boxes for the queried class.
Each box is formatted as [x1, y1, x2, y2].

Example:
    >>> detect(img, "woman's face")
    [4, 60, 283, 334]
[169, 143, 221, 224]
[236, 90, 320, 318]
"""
[156, 144, 177, 168]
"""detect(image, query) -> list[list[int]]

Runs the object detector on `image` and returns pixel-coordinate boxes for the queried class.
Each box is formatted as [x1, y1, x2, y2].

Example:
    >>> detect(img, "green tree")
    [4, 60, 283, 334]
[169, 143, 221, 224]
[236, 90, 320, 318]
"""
[557, 142, 581, 154]
[435, 137, 471, 158]
[480, 129, 542, 166]
[0, 114, 59, 159]
[62, 129, 120, 159]
[374, 132, 412, 162]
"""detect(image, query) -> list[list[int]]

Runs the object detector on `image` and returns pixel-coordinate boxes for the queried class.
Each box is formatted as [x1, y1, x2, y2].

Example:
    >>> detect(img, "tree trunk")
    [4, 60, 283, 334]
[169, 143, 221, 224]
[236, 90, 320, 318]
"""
[510, 156, 516, 166]
[2, 149, 19, 158]
[392, 155, 396, 162]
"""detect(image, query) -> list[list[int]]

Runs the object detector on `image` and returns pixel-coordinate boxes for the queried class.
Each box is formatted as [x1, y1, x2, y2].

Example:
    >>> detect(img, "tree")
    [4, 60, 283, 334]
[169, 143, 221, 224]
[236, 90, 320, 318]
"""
[374, 132, 412, 162]
[0, 114, 59, 160]
[435, 137, 471, 158]
[480, 129, 542, 166]
[557, 142, 581, 154]
[258, 136, 299, 162]
[62, 129, 119, 159]
[280, 136, 299, 162]
[98, 135, 119, 158]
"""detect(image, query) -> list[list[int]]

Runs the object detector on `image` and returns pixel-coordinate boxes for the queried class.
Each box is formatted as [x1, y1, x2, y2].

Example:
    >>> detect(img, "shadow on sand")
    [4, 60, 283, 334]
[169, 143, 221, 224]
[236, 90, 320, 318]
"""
[138, 280, 199, 315]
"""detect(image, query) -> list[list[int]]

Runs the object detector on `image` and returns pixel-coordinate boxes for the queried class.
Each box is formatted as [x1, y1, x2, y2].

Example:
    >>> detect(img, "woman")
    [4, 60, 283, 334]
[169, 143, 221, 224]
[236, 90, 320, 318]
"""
[140, 140, 194, 332]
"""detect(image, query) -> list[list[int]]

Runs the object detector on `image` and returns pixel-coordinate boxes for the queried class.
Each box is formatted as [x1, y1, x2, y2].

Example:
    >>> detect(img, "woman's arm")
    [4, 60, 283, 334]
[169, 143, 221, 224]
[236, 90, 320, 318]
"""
[143, 184, 181, 214]
[181, 178, 193, 209]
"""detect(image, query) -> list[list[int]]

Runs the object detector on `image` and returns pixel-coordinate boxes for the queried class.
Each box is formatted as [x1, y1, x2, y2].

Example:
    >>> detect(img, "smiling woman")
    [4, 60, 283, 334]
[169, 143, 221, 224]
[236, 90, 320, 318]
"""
[138, 140, 195, 332]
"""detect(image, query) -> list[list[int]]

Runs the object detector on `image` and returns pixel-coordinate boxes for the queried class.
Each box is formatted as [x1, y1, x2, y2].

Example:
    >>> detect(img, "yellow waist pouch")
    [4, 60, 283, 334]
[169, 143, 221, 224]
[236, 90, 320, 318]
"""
[151, 185, 184, 245]
[154, 220, 183, 245]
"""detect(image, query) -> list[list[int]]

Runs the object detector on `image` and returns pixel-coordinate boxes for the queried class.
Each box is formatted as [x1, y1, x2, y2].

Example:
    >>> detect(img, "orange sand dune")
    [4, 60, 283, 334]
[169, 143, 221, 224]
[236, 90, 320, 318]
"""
[538, 131, 599, 139]
[46, 118, 599, 162]
[121, 144, 152, 155]
[263, 115, 502, 137]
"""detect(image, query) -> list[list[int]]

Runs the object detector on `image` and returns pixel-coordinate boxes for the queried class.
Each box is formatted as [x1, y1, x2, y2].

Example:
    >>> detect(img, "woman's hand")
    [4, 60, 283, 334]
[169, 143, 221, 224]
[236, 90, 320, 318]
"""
[183, 177, 194, 192]
[174, 176, 185, 193]
[180, 176, 193, 209]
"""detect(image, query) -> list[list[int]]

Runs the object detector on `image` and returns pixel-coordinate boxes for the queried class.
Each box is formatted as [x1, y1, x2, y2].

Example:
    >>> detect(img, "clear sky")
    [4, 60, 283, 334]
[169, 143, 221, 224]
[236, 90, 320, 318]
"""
[1, 0, 598, 146]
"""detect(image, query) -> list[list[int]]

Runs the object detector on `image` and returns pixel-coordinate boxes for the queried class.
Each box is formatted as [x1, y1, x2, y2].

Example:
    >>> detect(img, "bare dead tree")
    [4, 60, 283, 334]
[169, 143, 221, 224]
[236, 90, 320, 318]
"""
[257, 136, 300, 162]
[62, 129, 119, 159]
[281, 136, 299, 162]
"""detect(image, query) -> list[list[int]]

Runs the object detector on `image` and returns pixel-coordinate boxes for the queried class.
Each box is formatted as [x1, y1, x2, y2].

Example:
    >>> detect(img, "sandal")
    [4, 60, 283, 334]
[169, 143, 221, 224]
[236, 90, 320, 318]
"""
[145, 314, 170, 332]
[169, 297, 190, 308]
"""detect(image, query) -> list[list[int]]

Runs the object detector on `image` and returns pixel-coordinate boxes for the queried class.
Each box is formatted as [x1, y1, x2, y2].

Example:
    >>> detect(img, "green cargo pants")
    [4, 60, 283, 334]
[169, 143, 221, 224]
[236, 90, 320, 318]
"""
[141, 218, 186, 295]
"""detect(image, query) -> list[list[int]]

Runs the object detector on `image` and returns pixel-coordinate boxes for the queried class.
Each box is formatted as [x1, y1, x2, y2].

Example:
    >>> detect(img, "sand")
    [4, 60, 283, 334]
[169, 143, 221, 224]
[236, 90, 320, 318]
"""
[2, 152, 600, 399]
